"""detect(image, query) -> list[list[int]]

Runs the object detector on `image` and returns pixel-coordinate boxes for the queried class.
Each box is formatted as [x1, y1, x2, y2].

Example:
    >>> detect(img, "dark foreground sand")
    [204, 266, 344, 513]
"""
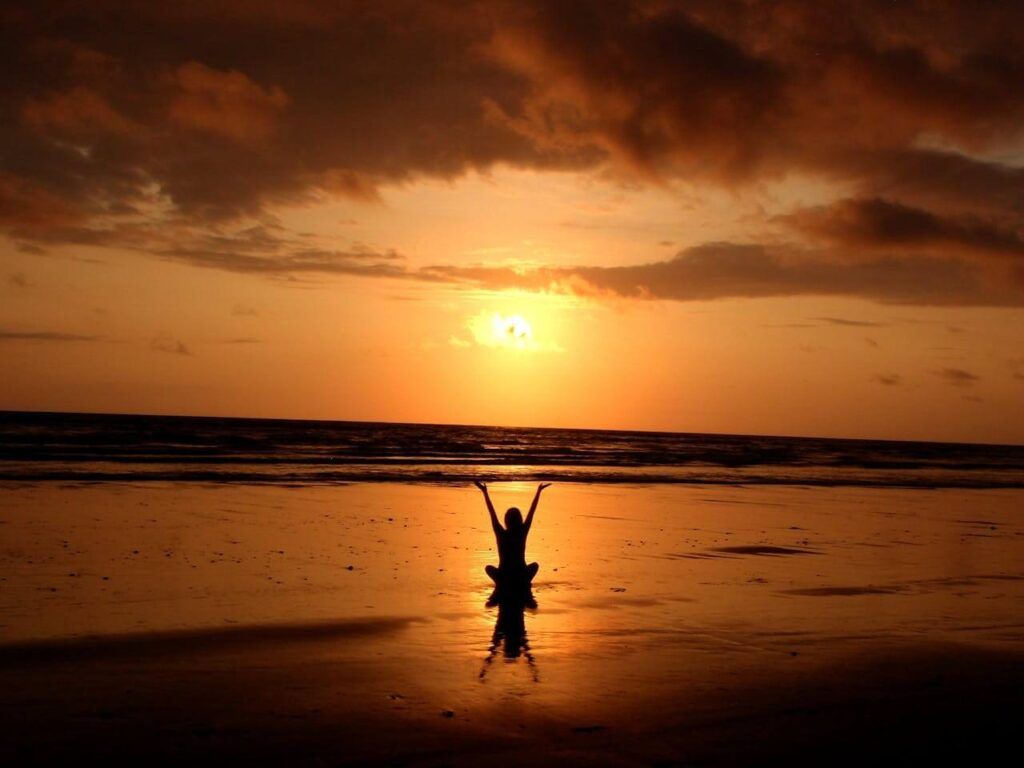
[2, 482, 1022, 765]
[3, 629, 1023, 766]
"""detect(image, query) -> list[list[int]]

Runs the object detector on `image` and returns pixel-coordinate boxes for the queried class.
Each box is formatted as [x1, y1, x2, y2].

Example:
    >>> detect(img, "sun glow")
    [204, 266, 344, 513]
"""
[455, 310, 547, 350]
[491, 313, 533, 347]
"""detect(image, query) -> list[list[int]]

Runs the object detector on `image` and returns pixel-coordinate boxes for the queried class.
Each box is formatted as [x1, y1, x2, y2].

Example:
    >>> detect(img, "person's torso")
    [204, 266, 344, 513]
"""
[497, 529, 527, 567]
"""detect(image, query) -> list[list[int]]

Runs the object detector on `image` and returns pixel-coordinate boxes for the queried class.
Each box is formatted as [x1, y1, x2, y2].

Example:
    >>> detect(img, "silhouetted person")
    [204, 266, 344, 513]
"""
[475, 481, 550, 590]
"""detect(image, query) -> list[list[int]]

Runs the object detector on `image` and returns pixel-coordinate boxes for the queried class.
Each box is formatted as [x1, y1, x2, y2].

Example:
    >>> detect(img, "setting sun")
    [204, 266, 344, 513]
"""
[455, 308, 562, 355]
[492, 313, 532, 347]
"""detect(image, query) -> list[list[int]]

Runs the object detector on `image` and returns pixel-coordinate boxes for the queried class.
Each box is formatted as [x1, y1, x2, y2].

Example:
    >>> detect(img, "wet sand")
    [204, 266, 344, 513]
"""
[2, 481, 1023, 764]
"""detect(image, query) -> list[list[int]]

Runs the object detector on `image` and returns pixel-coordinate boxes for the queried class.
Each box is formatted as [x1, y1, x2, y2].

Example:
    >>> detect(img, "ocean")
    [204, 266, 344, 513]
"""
[3, 410, 1024, 487]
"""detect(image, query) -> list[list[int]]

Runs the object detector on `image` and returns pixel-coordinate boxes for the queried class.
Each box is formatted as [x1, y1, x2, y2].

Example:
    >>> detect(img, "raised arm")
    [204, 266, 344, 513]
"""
[524, 482, 551, 533]
[475, 480, 501, 534]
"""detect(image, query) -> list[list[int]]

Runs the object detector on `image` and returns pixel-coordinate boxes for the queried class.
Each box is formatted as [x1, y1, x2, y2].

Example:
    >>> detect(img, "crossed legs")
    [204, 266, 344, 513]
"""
[485, 562, 539, 583]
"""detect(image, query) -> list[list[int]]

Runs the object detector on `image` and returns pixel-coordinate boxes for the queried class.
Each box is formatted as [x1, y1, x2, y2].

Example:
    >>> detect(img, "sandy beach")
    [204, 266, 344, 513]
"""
[2, 480, 1022, 764]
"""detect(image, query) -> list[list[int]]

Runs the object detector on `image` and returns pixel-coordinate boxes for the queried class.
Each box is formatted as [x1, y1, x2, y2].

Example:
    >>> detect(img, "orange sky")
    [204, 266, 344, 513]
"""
[3, 1, 1024, 443]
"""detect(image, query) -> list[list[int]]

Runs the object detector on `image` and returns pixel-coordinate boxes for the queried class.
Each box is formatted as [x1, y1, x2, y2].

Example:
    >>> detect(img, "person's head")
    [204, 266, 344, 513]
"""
[504, 507, 523, 531]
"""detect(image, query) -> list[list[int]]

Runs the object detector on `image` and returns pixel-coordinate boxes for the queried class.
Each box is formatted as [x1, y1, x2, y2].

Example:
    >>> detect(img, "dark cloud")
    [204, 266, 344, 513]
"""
[486, 0, 784, 180]
[0, 1, 556, 225]
[935, 367, 980, 387]
[423, 243, 1024, 306]
[0, 330, 99, 342]
[2, 2, 1023, 216]
[874, 373, 902, 387]
[809, 148, 1024, 222]
[2, 1, 1024, 305]
[782, 198, 1024, 258]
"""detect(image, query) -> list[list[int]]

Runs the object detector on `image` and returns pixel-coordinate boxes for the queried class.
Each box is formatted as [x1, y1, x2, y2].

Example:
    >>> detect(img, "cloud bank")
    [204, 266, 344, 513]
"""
[3, 1, 1024, 306]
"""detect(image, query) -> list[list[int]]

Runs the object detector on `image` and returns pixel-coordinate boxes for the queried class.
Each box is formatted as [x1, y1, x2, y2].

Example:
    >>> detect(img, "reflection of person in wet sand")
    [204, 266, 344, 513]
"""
[479, 595, 538, 681]
[474, 481, 550, 590]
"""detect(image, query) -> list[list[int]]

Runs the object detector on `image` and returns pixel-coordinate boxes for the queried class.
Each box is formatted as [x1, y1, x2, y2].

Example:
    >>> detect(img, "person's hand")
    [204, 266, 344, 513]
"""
[474, 480, 488, 492]
[538, 482, 552, 492]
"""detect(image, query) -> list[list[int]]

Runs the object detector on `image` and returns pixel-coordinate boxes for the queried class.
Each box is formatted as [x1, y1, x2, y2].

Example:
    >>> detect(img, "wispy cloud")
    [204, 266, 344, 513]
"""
[811, 317, 886, 328]
[935, 367, 980, 387]
[0, 330, 99, 342]
[150, 336, 193, 356]
[873, 373, 902, 387]
[7, 273, 33, 288]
